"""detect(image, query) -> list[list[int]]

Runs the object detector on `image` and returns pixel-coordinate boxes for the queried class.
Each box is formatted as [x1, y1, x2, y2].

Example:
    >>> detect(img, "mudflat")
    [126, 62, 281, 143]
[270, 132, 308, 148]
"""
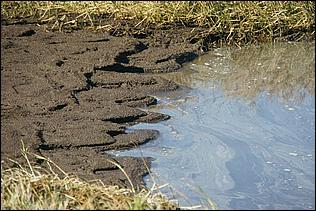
[1, 23, 202, 189]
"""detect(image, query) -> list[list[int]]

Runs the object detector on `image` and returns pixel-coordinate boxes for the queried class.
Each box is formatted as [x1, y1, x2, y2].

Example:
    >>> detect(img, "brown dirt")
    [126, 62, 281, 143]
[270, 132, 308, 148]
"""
[1, 23, 202, 190]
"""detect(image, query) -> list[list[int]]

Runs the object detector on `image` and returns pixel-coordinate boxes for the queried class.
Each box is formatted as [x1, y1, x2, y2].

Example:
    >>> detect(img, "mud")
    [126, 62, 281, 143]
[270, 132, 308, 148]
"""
[1, 23, 202, 189]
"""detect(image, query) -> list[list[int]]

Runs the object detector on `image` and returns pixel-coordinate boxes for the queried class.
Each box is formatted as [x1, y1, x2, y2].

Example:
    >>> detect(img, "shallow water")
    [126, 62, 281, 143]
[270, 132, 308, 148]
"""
[110, 42, 315, 209]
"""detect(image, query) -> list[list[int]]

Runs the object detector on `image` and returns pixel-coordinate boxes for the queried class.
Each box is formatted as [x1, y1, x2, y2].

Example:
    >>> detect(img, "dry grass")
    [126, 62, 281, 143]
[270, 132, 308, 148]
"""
[1, 141, 179, 210]
[1, 1, 315, 45]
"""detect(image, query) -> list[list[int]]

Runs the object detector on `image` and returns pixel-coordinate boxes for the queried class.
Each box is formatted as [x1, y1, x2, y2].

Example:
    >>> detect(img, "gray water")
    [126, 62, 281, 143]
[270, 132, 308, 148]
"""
[109, 42, 315, 210]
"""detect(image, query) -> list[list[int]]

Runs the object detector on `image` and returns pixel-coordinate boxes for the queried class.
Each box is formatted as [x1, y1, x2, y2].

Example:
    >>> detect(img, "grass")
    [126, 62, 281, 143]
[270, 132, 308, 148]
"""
[1, 141, 179, 210]
[1, 2, 314, 209]
[1, 1, 315, 45]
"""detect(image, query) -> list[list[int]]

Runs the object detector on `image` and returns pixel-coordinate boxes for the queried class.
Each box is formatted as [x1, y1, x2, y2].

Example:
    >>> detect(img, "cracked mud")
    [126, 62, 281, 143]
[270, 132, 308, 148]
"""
[1, 24, 202, 189]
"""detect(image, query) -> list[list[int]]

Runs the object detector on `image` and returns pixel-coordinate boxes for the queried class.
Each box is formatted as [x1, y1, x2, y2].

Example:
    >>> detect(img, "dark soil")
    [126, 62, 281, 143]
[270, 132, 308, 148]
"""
[1, 23, 203, 190]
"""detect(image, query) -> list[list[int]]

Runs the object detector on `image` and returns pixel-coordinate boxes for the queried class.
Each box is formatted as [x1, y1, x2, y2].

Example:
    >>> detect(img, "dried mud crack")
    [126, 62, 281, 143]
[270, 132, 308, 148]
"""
[1, 24, 202, 190]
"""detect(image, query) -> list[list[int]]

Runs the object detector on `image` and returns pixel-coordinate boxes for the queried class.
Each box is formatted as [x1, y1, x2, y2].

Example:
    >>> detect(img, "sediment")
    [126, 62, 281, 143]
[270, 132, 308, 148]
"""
[1, 23, 202, 189]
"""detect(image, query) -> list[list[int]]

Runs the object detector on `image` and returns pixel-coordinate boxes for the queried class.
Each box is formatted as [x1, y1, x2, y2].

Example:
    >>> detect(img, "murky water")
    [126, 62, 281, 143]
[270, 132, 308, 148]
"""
[110, 42, 315, 210]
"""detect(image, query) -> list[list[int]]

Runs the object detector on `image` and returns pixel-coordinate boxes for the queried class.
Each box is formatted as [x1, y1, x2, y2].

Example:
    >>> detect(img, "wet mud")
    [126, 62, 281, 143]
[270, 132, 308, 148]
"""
[1, 23, 202, 189]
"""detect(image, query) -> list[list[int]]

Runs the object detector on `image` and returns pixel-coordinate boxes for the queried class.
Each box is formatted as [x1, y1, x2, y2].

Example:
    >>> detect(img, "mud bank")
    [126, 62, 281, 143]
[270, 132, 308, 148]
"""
[1, 23, 202, 189]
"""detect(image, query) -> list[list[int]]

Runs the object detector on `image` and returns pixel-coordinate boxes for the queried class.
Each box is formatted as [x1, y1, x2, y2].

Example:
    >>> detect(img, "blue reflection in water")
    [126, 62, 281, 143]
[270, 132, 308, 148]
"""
[108, 43, 315, 210]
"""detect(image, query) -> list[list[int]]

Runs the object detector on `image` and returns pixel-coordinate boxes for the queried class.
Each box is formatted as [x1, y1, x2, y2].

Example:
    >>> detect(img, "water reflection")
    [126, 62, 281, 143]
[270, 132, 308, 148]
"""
[111, 41, 315, 210]
[161, 41, 315, 105]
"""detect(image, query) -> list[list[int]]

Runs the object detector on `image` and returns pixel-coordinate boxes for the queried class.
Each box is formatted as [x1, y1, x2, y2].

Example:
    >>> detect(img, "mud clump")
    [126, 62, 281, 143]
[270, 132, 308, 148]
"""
[1, 23, 202, 189]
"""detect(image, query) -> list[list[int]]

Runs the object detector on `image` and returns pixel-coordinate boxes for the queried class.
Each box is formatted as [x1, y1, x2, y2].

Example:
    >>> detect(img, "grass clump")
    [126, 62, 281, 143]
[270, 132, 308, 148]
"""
[1, 1, 315, 45]
[1, 142, 179, 210]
